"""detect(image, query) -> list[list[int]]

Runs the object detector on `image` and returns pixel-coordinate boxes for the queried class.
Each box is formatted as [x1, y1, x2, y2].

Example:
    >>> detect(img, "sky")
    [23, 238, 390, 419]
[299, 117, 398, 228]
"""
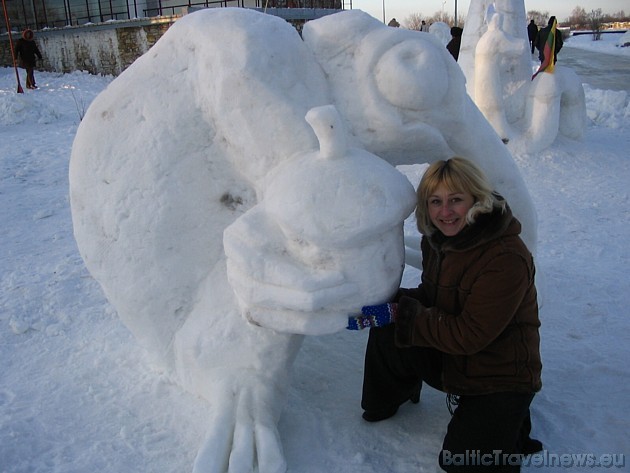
[1, 14, 629, 473]
[351, 0, 629, 26]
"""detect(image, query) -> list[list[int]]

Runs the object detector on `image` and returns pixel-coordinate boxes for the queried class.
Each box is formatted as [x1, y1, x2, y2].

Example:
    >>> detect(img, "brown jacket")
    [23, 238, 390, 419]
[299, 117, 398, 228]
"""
[395, 206, 542, 395]
[15, 38, 43, 69]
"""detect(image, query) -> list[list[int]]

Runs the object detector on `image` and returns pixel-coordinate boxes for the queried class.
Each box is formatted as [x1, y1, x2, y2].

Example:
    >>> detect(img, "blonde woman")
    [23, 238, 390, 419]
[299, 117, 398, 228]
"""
[348, 157, 543, 471]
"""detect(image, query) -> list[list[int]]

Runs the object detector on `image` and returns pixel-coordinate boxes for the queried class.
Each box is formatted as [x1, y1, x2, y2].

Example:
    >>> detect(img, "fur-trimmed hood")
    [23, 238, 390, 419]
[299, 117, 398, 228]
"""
[427, 202, 517, 254]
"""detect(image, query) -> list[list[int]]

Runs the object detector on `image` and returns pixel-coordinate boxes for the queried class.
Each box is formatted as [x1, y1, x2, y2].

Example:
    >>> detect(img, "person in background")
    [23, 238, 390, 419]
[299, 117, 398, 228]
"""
[420, 20, 430, 32]
[527, 19, 538, 54]
[15, 29, 43, 90]
[536, 16, 563, 64]
[388, 18, 400, 28]
[347, 157, 543, 471]
[446, 26, 463, 61]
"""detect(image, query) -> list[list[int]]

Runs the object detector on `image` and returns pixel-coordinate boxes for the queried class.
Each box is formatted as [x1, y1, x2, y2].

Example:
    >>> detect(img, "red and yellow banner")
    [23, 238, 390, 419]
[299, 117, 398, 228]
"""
[532, 18, 557, 80]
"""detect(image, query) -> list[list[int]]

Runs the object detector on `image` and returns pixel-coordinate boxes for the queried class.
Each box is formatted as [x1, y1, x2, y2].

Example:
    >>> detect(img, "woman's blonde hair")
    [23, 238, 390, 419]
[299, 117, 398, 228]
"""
[415, 157, 506, 236]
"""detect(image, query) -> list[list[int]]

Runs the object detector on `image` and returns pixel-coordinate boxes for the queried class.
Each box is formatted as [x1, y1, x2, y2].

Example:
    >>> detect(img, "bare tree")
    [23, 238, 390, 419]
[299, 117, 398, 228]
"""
[603, 10, 629, 23]
[527, 10, 550, 27]
[405, 13, 424, 31]
[405, 10, 461, 29]
[568, 6, 588, 29]
[588, 8, 603, 40]
[429, 10, 455, 25]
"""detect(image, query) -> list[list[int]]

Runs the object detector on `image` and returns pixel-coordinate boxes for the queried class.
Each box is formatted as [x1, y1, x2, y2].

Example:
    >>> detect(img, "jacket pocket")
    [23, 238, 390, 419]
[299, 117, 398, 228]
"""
[464, 339, 518, 378]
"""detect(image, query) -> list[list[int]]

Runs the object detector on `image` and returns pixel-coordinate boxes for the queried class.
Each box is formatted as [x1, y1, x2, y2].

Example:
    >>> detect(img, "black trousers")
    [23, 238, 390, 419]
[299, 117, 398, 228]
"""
[362, 325, 536, 472]
[24, 67, 36, 88]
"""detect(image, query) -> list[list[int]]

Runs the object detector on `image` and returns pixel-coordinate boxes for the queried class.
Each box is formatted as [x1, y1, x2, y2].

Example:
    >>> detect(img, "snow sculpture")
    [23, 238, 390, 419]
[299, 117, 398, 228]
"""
[474, 11, 528, 141]
[225, 105, 416, 335]
[459, 0, 586, 151]
[301, 10, 537, 250]
[428, 21, 452, 45]
[70, 8, 538, 473]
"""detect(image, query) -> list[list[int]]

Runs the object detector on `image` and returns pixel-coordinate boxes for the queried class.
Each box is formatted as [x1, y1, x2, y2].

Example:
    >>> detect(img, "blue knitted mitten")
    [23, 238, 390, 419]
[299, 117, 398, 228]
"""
[347, 303, 398, 330]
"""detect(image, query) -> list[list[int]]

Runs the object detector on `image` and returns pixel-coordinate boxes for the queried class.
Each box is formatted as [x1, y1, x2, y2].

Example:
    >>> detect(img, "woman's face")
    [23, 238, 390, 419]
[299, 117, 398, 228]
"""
[427, 183, 475, 236]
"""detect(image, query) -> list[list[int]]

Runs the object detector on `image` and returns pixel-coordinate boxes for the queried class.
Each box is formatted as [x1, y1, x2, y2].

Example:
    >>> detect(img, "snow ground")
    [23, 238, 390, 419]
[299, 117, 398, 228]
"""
[565, 31, 630, 58]
[1, 32, 629, 473]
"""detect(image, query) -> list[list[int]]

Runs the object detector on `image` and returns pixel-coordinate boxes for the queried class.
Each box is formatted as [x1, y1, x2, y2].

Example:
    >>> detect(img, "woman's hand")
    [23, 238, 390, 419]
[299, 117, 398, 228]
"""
[347, 303, 398, 330]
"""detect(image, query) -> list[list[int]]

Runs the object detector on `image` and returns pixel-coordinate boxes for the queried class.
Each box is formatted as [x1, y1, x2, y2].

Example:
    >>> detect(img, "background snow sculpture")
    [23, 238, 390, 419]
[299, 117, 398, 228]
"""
[459, 0, 586, 152]
[459, 0, 531, 102]
[474, 11, 529, 142]
[70, 8, 539, 473]
[428, 21, 452, 45]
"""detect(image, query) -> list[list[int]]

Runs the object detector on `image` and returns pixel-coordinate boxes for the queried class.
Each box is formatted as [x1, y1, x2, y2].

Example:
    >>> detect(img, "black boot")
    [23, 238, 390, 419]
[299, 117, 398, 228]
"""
[362, 384, 421, 422]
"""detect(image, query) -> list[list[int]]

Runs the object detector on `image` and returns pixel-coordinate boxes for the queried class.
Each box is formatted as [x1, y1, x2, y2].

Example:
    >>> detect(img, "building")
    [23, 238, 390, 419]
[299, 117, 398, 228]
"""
[2, 0, 345, 33]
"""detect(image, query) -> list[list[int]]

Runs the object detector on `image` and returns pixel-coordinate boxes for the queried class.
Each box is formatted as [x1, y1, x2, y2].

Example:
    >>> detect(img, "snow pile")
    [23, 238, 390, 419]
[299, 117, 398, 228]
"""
[0, 88, 57, 124]
[584, 85, 630, 129]
[566, 31, 630, 56]
[0, 70, 108, 125]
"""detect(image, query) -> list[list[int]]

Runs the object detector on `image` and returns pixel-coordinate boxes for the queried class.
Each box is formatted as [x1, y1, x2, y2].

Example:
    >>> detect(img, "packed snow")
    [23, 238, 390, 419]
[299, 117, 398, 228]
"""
[565, 31, 630, 58]
[1, 10, 629, 473]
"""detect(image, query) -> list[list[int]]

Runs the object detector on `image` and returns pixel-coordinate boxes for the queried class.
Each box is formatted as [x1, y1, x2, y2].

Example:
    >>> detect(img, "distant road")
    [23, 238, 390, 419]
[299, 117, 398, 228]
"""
[560, 46, 630, 92]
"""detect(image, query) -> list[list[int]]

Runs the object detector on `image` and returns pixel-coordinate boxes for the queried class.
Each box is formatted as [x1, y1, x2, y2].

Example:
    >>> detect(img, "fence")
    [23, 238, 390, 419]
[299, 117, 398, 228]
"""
[1, 5, 343, 76]
[1, 0, 342, 33]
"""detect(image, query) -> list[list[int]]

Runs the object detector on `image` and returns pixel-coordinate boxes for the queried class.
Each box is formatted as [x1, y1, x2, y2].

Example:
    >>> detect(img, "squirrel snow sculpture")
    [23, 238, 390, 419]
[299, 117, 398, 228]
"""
[70, 9, 538, 473]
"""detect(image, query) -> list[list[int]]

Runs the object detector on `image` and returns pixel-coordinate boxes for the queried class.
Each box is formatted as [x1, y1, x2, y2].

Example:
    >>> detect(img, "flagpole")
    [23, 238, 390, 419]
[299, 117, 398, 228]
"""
[454, 0, 458, 26]
[1, 0, 24, 93]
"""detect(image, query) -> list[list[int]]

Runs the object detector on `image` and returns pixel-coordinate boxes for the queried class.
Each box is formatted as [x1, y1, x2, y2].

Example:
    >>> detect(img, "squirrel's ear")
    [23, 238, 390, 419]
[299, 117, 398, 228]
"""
[303, 11, 379, 64]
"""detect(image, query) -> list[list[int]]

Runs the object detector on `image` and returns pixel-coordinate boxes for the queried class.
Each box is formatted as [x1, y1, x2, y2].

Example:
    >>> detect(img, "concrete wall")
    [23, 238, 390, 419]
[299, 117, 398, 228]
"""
[1, 17, 176, 76]
[1, 8, 339, 76]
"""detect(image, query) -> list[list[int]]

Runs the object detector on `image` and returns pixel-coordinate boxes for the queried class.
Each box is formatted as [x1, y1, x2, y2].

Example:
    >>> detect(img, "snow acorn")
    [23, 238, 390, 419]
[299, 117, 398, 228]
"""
[225, 104, 416, 334]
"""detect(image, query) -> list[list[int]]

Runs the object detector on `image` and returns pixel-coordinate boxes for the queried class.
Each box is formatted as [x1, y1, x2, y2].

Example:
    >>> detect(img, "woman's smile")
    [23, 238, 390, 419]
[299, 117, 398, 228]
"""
[428, 184, 475, 236]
